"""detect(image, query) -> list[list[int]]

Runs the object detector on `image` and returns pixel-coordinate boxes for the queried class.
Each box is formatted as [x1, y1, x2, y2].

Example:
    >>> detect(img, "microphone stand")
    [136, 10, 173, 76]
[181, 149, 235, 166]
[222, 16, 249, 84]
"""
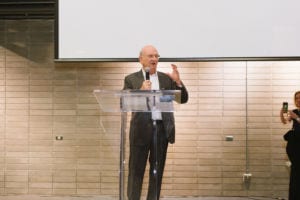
[146, 90, 159, 200]
[145, 70, 158, 199]
[151, 91, 158, 200]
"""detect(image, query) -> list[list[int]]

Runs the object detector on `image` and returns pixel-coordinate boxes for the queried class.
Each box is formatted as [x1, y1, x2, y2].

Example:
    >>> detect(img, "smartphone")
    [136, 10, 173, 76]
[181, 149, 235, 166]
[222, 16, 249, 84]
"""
[283, 102, 288, 113]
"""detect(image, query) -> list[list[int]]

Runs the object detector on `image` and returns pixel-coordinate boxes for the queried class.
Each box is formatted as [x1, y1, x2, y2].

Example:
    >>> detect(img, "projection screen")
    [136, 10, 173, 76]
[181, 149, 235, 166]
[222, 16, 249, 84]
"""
[56, 0, 300, 61]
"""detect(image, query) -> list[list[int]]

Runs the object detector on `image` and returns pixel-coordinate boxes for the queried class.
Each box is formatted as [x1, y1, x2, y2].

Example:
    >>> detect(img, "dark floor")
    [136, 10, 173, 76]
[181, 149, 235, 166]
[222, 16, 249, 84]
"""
[0, 195, 286, 200]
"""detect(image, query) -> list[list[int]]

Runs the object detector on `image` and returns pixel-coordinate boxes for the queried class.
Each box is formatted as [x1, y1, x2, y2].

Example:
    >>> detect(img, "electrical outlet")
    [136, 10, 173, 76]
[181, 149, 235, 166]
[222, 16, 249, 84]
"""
[243, 173, 252, 182]
[225, 135, 234, 141]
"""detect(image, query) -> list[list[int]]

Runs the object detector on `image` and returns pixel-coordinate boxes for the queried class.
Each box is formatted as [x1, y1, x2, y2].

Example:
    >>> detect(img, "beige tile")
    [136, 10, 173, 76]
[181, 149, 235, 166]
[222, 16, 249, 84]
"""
[0, 20, 295, 199]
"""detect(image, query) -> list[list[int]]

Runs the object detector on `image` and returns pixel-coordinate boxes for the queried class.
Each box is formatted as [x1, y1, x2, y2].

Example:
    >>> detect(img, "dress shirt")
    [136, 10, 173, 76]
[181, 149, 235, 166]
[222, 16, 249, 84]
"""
[142, 69, 162, 120]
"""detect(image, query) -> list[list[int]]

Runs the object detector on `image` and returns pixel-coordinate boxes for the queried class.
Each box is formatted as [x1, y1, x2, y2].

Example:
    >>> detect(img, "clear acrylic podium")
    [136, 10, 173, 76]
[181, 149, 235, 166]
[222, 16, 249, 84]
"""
[93, 89, 181, 200]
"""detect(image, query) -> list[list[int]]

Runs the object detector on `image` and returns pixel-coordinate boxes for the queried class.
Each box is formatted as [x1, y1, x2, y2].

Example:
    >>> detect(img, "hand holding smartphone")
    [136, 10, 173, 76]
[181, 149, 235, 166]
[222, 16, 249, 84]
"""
[282, 102, 288, 113]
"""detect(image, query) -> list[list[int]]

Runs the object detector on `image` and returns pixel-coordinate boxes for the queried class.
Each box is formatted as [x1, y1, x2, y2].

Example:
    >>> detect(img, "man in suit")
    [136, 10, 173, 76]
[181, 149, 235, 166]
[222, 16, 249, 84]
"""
[123, 45, 188, 200]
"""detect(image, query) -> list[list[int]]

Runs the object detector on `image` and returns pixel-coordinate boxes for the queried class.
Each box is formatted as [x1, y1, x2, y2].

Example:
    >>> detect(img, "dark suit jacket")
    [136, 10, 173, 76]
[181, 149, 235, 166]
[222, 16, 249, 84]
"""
[123, 69, 188, 145]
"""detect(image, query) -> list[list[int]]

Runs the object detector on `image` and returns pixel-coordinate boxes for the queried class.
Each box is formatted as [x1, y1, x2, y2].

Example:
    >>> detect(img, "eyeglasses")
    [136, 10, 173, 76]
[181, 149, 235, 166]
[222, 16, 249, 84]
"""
[143, 54, 160, 59]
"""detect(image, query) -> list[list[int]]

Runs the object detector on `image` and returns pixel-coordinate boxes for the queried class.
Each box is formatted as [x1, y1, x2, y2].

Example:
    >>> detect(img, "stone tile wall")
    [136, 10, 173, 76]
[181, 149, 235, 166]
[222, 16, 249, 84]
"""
[0, 19, 297, 199]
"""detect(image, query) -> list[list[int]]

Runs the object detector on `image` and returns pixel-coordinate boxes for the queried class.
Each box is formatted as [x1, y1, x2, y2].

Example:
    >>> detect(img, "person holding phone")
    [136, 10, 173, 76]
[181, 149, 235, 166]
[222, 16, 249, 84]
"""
[280, 91, 300, 200]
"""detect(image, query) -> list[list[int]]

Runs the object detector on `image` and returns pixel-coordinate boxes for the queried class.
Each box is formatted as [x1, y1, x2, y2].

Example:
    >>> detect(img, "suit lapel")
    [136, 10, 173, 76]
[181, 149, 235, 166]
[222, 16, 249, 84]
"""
[134, 70, 145, 89]
[157, 72, 165, 90]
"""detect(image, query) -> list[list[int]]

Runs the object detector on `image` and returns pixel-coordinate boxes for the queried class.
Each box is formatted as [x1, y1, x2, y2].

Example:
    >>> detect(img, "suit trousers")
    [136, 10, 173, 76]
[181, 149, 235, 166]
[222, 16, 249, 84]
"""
[127, 121, 168, 200]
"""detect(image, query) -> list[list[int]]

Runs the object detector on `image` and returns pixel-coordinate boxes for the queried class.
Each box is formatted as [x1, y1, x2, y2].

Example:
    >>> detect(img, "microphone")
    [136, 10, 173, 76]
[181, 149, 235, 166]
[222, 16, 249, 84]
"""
[145, 67, 150, 80]
[144, 67, 151, 110]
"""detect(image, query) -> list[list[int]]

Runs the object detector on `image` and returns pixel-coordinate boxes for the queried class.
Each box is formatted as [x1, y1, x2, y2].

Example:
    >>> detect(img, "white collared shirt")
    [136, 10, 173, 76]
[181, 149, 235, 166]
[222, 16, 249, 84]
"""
[142, 69, 162, 120]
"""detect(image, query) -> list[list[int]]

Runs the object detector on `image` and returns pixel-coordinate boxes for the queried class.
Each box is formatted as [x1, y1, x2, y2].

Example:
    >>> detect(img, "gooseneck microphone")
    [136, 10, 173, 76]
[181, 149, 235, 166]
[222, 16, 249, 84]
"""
[145, 67, 150, 80]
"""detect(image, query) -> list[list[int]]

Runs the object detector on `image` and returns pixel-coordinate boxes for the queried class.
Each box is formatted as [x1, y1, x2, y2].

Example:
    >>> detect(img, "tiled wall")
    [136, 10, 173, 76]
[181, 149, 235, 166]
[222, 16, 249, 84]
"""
[0, 19, 298, 199]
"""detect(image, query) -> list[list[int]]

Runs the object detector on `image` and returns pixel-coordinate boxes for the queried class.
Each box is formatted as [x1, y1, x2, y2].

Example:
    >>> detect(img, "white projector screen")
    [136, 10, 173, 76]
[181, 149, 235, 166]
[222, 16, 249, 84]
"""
[56, 0, 300, 61]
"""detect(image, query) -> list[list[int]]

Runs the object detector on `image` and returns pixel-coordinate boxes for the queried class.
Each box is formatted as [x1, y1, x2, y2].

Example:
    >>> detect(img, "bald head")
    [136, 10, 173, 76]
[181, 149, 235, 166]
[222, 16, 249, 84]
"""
[139, 45, 158, 57]
[139, 45, 160, 74]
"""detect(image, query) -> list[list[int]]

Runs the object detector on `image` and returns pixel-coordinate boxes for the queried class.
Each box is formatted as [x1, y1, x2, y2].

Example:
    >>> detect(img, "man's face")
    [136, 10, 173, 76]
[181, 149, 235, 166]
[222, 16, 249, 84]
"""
[139, 46, 160, 74]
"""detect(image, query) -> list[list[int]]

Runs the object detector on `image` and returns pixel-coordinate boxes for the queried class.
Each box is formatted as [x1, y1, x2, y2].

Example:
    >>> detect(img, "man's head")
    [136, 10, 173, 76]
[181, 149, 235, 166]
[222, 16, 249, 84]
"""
[139, 45, 160, 74]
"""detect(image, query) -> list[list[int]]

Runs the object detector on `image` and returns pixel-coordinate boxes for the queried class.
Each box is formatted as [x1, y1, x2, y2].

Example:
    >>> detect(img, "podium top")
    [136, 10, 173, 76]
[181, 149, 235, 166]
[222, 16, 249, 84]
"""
[93, 89, 181, 112]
